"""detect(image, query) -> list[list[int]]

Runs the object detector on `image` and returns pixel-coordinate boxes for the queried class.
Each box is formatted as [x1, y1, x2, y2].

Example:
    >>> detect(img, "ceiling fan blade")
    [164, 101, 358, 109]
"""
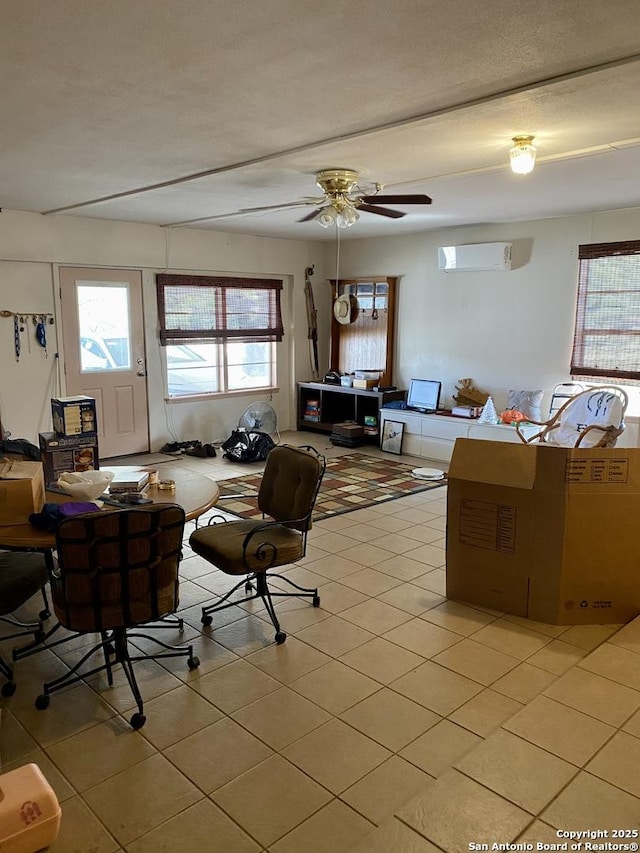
[298, 209, 321, 222]
[360, 194, 432, 205]
[358, 203, 405, 219]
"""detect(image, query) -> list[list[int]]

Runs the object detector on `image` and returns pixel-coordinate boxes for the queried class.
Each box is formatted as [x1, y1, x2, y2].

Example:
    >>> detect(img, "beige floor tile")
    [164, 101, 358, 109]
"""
[269, 799, 374, 853]
[312, 581, 370, 613]
[400, 719, 482, 777]
[492, 663, 559, 704]
[471, 620, 551, 660]
[367, 531, 428, 555]
[403, 544, 445, 569]
[367, 515, 416, 534]
[212, 755, 332, 848]
[232, 686, 331, 749]
[134, 684, 222, 750]
[394, 508, 442, 527]
[349, 817, 441, 853]
[516, 819, 569, 845]
[543, 666, 640, 727]
[82, 753, 202, 846]
[301, 553, 364, 581]
[342, 755, 433, 825]
[283, 718, 391, 794]
[257, 598, 330, 635]
[339, 636, 425, 684]
[449, 688, 524, 737]
[456, 728, 577, 812]
[311, 531, 366, 553]
[376, 583, 445, 615]
[541, 770, 640, 831]
[126, 799, 260, 853]
[578, 642, 640, 691]
[315, 514, 360, 532]
[339, 568, 403, 596]
[622, 707, 640, 737]
[411, 569, 446, 595]
[340, 598, 412, 634]
[85, 656, 184, 714]
[48, 795, 120, 853]
[164, 716, 273, 793]
[296, 616, 375, 658]
[586, 731, 640, 797]
[398, 769, 531, 853]
[346, 523, 396, 544]
[500, 614, 569, 639]
[504, 695, 616, 766]
[374, 554, 436, 582]
[561, 623, 623, 651]
[433, 638, 520, 685]
[391, 660, 483, 715]
[0, 709, 39, 765]
[340, 687, 440, 751]
[420, 601, 497, 636]
[245, 635, 331, 683]
[526, 639, 588, 675]
[207, 613, 285, 656]
[190, 658, 280, 713]
[151, 633, 239, 681]
[290, 659, 381, 715]
[383, 617, 461, 658]
[608, 616, 640, 654]
[46, 715, 156, 791]
[396, 524, 445, 545]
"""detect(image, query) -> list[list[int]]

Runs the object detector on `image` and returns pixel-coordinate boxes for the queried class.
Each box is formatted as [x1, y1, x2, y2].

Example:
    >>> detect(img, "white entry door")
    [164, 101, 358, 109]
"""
[59, 267, 150, 458]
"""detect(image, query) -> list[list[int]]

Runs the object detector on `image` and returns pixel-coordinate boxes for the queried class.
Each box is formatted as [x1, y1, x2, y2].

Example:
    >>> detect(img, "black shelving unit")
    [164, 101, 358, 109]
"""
[297, 382, 405, 438]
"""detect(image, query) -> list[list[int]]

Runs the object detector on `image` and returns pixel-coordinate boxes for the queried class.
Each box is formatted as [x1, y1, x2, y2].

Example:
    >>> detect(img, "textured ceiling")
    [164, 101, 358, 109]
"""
[2, 0, 640, 240]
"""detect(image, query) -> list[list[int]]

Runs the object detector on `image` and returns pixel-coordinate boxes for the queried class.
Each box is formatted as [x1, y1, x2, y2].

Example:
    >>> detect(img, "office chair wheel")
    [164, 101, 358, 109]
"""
[35, 694, 50, 711]
[245, 581, 253, 593]
[312, 594, 320, 607]
[188, 656, 200, 670]
[1, 681, 16, 697]
[39, 608, 51, 620]
[201, 614, 213, 627]
[130, 712, 146, 730]
[275, 631, 287, 644]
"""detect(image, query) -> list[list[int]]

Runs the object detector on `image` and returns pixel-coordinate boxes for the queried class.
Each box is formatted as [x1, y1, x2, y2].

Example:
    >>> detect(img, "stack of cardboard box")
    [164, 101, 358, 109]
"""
[39, 395, 99, 486]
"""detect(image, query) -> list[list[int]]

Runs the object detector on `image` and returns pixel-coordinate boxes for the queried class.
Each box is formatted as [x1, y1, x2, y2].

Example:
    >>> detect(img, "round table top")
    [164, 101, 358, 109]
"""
[0, 463, 219, 550]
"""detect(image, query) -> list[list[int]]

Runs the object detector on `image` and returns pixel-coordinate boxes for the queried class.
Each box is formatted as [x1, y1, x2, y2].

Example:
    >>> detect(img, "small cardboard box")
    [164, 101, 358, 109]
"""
[0, 459, 45, 526]
[446, 438, 640, 625]
[51, 395, 97, 437]
[352, 379, 378, 390]
[0, 763, 61, 852]
[332, 422, 365, 438]
[39, 432, 99, 487]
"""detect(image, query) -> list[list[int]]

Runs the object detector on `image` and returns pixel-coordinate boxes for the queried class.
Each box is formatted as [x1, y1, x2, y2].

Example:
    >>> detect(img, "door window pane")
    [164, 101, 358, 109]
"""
[77, 283, 131, 372]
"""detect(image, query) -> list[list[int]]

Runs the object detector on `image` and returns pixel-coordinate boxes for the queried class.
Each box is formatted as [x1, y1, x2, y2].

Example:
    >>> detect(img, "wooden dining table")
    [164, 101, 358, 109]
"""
[0, 463, 220, 551]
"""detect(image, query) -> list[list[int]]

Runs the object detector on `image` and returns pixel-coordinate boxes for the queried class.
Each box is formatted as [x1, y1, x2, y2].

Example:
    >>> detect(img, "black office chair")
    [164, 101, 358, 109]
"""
[32, 504, 199, 729]
[189, 444, 326, 644]
[0, 550, 49, 697]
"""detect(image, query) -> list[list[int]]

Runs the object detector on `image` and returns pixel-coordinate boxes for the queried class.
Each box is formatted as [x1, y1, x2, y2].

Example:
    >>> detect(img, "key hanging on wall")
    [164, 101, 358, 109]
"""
[13, 315, 20, 362]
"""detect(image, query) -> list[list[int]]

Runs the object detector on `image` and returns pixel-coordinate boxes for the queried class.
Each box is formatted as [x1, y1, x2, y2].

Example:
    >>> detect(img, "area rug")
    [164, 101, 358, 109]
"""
[217, 452, 446, 521]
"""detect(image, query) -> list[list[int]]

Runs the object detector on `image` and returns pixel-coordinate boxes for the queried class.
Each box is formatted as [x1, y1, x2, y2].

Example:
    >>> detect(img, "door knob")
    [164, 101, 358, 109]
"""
[136, 369, 146, 377]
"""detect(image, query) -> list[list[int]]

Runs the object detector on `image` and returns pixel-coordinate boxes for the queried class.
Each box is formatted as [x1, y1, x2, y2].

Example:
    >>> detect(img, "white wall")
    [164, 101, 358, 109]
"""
[2, 206, 639, 452]
[0, 211, 329, 449]
[326, 208, 640, 444]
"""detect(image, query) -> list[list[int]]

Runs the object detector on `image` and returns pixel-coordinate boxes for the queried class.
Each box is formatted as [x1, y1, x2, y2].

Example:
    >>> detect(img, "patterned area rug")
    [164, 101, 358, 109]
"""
[217, 452, 446, 521]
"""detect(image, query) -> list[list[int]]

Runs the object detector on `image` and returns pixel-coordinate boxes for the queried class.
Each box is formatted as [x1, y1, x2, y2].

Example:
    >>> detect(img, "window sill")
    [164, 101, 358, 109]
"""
[165, 386, 279, 403]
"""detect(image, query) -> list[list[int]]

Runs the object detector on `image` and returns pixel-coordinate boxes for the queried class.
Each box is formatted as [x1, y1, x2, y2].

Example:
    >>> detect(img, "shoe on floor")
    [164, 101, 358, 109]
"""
[185, 445, 209, 457]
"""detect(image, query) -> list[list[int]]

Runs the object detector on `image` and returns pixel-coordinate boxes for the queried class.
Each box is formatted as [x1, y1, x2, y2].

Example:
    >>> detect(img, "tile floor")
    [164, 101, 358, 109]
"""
[2, 432, 640, 852]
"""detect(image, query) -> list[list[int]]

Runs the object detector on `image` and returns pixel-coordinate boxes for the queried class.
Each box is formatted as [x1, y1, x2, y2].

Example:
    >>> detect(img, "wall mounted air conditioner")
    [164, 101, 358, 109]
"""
[437, 242, 512, 272]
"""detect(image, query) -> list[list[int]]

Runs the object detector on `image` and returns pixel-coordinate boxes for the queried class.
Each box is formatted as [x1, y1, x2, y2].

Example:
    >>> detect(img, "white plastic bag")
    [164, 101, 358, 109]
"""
[56, 470, 115, 501]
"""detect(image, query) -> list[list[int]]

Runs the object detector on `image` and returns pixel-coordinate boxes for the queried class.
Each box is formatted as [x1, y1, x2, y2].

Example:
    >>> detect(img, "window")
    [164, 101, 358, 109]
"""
[571, 241, 640, 384]
[156, 274, 283, 397]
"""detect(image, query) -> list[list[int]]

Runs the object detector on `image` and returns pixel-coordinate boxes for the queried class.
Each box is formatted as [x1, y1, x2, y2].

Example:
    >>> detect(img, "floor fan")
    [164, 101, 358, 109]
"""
[238, 401, 280, 442]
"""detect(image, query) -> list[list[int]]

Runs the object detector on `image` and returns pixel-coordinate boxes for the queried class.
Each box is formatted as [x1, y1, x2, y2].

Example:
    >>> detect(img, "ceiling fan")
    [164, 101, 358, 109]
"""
[234, 168, 432, 229]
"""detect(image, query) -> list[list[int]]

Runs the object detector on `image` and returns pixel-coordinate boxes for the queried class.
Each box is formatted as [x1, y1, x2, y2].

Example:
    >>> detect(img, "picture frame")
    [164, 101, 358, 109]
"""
[381, 420, 404, 455]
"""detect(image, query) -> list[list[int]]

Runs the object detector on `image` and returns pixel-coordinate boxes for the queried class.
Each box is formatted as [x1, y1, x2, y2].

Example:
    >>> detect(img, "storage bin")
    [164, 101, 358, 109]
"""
[0, 763, 61, 853]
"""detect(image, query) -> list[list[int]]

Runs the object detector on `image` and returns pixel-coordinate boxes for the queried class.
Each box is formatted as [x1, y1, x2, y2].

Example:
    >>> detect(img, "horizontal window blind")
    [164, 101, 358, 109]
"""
[571, 240, 640, 383]
[156, 274, 284, 344]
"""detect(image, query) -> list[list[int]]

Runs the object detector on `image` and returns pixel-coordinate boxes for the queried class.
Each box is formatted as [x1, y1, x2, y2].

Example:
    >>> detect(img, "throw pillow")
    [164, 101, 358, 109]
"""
[507, 389, 543, 422]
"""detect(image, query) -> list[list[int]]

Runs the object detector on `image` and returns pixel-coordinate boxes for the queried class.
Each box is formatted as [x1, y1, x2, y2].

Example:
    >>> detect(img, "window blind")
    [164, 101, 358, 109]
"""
[156, 274, 284, 345]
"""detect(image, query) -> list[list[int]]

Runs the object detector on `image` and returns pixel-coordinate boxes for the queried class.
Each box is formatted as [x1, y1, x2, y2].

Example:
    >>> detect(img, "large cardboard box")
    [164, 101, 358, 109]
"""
[51, 395, 97, 437]
[446, 438, 640, 625]
[39, 432, 99, 487]
[0, 459, 45, 526]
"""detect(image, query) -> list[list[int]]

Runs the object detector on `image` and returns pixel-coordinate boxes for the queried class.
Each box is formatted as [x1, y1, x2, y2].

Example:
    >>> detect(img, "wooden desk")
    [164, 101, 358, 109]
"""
[0, 464, 219, 550]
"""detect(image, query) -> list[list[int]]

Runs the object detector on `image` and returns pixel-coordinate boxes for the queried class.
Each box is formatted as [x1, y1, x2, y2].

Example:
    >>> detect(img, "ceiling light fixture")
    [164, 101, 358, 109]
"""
[316, 201, 360, 229]
[509, 135, 537, 175]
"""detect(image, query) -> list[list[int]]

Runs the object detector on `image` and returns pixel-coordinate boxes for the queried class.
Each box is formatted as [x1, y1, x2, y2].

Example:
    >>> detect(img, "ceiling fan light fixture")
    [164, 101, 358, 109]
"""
[336, 205, 359, 228]
[509, 135, 537, 175]
[316, 206, 338, 228]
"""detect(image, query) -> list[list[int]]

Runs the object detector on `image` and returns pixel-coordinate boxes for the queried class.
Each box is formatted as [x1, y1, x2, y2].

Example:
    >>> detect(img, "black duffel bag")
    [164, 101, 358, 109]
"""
[221, 429, 276, 463]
